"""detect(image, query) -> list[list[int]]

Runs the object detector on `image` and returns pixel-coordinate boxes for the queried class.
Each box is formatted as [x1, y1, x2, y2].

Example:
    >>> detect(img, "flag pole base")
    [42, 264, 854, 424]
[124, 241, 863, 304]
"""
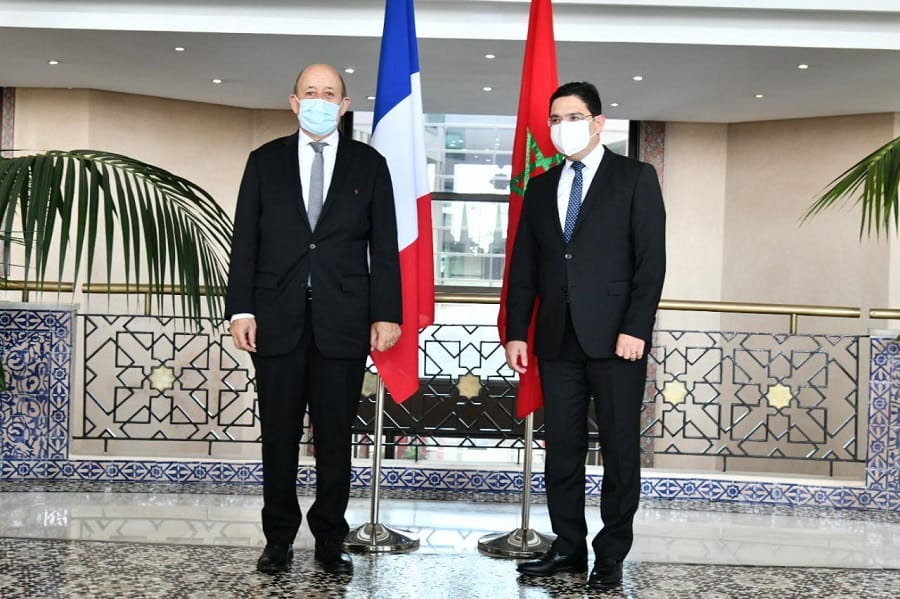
[344, 523, 420, 553]
[477, 528, 555, 558]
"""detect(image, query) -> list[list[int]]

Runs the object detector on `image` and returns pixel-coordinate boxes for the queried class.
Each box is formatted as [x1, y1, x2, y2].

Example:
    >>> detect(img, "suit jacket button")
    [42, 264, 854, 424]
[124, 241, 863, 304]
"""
[309, 243, 316, 250]
[564, 253, 572, 260]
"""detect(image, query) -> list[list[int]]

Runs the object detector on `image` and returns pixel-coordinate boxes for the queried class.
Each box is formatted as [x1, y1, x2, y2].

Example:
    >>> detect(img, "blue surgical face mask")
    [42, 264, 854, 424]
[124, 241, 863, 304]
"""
[298, 98, 340, 137]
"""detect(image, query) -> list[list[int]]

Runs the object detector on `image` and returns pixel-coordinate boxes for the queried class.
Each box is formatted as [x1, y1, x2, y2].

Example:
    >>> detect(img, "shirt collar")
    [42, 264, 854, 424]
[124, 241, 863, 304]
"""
[566, 142, 605, 172]
[298, 127, 340, 149]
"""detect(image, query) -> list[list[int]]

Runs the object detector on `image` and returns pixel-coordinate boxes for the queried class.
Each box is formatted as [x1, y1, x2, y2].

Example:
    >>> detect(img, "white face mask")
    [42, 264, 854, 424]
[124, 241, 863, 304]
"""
[550, 120, 596, 157]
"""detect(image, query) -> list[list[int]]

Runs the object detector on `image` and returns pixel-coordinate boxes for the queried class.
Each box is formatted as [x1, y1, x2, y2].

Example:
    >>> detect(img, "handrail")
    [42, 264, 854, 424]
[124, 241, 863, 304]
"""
[0, 279, 867, 333]
[0, 280, 75, 302]
[869, 308, 900, 320]
[433, 293, 860, 334]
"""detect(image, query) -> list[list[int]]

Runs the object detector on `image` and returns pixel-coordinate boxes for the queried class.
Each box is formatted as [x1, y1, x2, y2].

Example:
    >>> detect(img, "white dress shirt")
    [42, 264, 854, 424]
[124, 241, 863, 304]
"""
[230, 128, 340, 323]
[556, 143, 605, 231]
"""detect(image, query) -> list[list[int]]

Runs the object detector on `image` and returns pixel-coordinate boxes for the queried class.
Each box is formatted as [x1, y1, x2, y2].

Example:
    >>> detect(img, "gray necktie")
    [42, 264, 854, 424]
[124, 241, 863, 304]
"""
[307, 141, 326, 230]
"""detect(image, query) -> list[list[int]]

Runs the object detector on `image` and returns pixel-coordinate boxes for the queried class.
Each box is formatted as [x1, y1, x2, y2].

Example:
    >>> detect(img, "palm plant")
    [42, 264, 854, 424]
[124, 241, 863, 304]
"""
[0, 149, 234, 392]
[805, 136, 900, 237]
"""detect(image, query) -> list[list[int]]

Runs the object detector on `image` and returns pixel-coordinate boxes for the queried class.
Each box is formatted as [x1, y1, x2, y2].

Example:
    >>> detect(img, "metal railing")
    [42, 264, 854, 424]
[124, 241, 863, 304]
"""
[0, 279, 871, 477]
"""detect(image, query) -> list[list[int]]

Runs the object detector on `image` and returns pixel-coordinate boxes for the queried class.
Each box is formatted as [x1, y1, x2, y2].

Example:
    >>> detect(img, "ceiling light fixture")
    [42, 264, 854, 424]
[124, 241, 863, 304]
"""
[797, 64, 809, 70]
[754, 93, 765, 99]
[484, 54, 496, 59]
[48, 59, 60, 65]
[483, 86, 492, 92]
[212, 78, 223, 84]
[345, 68, 355, 74]
[610, 102, 619, 107]
[175, 47, 185, 52]
[632, 75, 643, 81]
[367, 96, 376, 101]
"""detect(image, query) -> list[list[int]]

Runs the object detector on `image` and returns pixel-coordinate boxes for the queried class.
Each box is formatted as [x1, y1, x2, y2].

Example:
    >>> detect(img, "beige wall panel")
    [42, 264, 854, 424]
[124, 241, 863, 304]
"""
[4, 88, 300, 312]
[250, 108, 297, 150]
[14, 88, 91, 151]
[658, 122, 727, 332]
[721, 113, 895, 335]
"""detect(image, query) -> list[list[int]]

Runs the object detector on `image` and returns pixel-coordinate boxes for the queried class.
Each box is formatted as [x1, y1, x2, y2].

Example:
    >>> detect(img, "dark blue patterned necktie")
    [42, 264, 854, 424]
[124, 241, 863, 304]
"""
[563, 161, 585, 242]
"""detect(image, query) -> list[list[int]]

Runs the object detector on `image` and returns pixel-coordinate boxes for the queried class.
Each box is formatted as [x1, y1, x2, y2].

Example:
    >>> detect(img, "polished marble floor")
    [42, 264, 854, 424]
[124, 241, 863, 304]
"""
[1, 482, 899, 598]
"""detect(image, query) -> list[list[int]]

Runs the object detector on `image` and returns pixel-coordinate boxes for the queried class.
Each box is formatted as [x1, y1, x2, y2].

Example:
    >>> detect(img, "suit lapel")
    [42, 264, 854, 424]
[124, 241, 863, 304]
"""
[538, 165, 566, 241]
[317, 134, 354, 226]
[569, 147, 615, 240]
[283, 133, 308, 224]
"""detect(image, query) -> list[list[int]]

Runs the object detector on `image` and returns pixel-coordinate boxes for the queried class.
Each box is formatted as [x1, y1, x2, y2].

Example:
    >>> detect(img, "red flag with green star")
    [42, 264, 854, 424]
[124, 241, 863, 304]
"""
[498, 0, 562, 418]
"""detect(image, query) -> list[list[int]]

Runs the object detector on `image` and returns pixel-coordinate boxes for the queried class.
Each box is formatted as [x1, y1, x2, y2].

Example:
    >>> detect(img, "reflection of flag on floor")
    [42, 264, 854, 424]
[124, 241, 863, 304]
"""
[370, 0, 435, 403]
[498, 0, 561, 418]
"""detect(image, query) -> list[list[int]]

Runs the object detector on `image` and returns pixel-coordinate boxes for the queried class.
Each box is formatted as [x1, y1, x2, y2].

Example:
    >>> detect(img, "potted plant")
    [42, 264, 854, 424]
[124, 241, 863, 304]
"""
[0, 149, 233, 391]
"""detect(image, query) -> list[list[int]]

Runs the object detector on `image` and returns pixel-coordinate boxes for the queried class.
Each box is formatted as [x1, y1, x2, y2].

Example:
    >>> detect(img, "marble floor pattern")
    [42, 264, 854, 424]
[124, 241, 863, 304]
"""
[0, 482, 898, 598]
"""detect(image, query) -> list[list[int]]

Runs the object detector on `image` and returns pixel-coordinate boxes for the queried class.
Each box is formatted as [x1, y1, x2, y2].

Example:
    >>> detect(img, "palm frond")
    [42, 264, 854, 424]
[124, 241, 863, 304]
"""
[804, 136, 900, 238]
[0, 149, 233, 324]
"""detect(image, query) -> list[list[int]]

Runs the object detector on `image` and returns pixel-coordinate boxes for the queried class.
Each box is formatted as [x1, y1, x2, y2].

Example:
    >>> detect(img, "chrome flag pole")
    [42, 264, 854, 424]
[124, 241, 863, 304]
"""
[344, 375, 419, 553]
[477, 412, 554, 557]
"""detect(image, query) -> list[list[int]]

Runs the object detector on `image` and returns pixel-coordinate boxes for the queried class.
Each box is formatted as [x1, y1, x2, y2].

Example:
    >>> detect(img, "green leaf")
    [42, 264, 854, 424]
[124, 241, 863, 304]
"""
[0, 149, 233, 325]
[805, 135, 900, 238]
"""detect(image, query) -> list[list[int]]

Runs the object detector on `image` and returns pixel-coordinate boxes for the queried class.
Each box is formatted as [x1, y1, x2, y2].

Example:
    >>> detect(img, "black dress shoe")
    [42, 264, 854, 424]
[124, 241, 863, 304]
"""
[516, 551, 588, 577]
[315, 540, 353, 575]
[587, 559, 623, 589]
[256, 542, 293, 574]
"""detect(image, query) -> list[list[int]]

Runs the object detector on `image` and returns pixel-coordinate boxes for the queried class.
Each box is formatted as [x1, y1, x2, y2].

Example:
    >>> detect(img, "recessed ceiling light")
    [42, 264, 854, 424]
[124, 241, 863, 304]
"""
[484, 53, 496, 60]
[48, 59, 60, 65]
[632, 75, 643, 81]
[754, 93, 765, 99]
[797, 64, 809, 70]
[345, 68, 355, 74]
[367, 95, 376, 101]
[610, 102, 619, 107]
[212, 78, 223, 84]
[175, 47, 185, 52]
[483, 86, 492, 92]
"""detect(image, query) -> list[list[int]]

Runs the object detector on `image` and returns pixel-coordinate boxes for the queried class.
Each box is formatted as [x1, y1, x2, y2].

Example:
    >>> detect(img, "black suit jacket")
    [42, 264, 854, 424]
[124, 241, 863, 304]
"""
[225, 131, 402, 358]
[506, 147, 666, 359]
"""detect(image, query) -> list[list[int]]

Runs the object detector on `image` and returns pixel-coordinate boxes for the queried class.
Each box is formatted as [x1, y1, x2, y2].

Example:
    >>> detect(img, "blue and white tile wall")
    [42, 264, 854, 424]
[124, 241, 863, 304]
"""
[1, 305, 898, 511]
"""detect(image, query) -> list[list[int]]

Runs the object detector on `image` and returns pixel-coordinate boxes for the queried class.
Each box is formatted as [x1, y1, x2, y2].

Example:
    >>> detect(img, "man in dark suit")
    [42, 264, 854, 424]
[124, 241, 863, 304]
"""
[225, 63, 402, 575]
[505, 81, 665, 590]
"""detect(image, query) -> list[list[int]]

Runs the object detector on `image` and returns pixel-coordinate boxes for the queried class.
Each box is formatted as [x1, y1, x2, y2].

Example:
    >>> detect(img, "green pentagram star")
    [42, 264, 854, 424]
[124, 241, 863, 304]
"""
[510, 128, 563, 197]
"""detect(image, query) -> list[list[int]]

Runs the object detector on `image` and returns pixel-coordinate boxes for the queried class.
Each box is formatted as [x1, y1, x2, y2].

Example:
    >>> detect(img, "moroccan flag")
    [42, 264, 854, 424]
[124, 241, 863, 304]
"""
[370, 0, 435, 402]
[498, 0, 562, 418]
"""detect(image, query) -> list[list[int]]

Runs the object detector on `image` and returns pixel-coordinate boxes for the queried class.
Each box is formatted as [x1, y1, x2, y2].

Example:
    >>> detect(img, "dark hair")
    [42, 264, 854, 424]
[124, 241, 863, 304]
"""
[549, 81, 602, 116]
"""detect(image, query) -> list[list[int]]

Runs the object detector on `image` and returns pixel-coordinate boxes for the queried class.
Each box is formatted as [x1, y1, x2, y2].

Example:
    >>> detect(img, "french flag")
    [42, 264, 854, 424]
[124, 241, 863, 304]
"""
[370, 0, 435, 403]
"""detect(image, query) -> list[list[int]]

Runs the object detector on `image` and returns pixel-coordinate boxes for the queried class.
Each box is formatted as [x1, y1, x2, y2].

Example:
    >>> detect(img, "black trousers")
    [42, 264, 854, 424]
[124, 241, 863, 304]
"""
[251, 297, 365, 545]
[538, 309, 646, 561]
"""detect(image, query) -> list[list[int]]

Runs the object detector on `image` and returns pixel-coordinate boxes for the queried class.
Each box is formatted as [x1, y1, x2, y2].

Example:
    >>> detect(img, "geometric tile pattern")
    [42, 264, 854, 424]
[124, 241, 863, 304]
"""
[79, 315, 258, 449]
[0, 306, 73, 461]
[646, 331, 862, 464]
[867, 337, 899, 493]
[1, 307, 898, 512]
[1, 538, 899, 599]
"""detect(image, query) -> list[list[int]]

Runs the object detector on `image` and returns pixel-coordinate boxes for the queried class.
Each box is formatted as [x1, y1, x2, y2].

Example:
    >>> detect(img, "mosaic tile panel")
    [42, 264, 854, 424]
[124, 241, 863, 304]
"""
[0, 305, 73, 461]
[639, 120, 665, 186]
[1, 306, 898, 512]
[868, 337, 899, 493]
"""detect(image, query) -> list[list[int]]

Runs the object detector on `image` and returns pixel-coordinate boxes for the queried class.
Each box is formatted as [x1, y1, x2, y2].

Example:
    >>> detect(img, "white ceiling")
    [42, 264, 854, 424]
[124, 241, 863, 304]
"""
[1, 0, 899, 123]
